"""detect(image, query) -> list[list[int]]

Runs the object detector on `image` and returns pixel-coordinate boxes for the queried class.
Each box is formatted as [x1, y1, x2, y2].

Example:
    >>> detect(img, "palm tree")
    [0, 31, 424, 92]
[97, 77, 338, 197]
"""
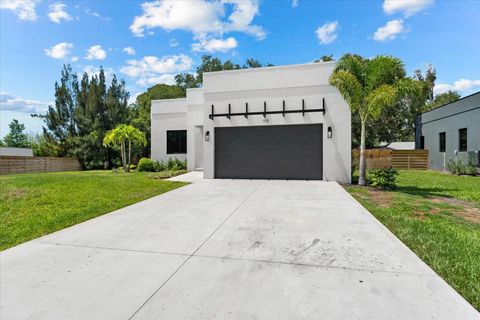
[329, 54, 418, 185]
[103, 124, 147, 172]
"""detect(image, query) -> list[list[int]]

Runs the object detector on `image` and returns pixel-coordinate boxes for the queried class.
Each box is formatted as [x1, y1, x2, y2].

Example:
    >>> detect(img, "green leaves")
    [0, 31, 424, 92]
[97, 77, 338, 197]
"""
[328, 70, 364, 113]
[103, 124, 146, 148]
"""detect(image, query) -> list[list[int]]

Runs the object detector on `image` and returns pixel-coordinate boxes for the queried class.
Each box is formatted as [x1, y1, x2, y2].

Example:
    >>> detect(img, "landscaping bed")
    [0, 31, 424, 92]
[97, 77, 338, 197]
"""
[344, 170, 480, 310]
[0, 171, 187, 251]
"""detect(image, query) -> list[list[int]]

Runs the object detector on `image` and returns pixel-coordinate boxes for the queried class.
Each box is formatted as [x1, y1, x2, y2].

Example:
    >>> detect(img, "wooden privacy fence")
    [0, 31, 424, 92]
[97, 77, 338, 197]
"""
[0, 156, 81, 175]
[352, 149, 429, 170]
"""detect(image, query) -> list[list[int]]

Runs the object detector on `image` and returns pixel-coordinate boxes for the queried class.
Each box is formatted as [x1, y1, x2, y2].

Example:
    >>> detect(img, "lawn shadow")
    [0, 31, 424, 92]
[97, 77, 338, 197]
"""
[397, 185, 457, 200]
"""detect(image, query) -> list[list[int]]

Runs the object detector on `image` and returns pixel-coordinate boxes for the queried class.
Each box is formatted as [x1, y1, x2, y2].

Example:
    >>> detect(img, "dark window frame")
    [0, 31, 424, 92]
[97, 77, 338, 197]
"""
[439, 132, 446, 152]
[458, 128, 467, 152]
[420, 136, 425, 150]
[166, 130, 187, 154]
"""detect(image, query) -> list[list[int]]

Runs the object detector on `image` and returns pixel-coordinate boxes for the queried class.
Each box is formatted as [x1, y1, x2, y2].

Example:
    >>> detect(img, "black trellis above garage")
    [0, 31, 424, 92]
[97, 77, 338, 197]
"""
[209, 98, 326, 120]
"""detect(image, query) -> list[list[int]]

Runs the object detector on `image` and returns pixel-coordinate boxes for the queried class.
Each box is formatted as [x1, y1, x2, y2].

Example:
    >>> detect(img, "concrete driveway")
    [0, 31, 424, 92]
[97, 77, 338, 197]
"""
[1, 175, 478, 320]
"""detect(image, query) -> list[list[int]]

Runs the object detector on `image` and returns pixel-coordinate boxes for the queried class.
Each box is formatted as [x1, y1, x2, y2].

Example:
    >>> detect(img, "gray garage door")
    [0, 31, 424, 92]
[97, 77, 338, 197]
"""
[215, 124, 323, 180]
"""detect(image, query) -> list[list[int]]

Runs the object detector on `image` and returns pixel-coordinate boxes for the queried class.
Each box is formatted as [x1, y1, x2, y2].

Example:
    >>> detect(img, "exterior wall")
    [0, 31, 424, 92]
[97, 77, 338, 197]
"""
[186, 89, 204, 171]
[202, 62, 351, 183]
[151, 98, 187, 162]
[416, 92, 480, 170]
[0, 147, 33, 157]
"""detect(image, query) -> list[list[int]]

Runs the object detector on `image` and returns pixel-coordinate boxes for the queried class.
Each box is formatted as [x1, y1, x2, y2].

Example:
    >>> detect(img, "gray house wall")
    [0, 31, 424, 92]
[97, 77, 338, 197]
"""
[415, 92, 480, 170]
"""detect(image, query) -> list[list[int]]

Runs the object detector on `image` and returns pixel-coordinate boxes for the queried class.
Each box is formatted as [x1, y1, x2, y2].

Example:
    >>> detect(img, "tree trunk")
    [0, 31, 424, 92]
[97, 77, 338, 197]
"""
[128, 139, 131, 171]
[121, 140, 127, 172]
[358, 119, 367, 186]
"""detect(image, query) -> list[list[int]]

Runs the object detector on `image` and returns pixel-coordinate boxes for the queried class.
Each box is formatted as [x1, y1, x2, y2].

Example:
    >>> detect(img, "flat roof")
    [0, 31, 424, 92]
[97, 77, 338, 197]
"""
[203, 61, 336, 77]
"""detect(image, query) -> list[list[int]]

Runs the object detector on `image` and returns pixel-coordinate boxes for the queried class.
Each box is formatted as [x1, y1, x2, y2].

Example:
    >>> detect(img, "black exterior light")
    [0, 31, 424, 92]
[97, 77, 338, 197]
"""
[205, 131, 210, 141]
[327, 126, 333, 139]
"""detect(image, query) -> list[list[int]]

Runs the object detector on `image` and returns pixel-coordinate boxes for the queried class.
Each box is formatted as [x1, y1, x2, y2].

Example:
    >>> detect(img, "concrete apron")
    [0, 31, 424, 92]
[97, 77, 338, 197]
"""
[1, 178, 478, 320]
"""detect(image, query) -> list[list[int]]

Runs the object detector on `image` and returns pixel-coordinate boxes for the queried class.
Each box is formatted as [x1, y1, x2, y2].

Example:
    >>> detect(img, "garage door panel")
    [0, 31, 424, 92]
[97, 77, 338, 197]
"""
[214, 124, 323, 180]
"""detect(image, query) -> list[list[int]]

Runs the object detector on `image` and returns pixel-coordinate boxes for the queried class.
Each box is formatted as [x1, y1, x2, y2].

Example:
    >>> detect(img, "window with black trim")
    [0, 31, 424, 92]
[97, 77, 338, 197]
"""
[167, 130, 187, 154]
[439, 132, 446, 152]
[420, 136, 425, 150]
[458, 128, 467, 152]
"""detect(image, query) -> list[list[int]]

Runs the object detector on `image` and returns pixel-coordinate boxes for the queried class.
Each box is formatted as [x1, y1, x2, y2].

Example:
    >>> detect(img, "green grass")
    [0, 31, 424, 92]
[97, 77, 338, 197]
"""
[0, 170, 187, 251]
[345, 170, 480, 310]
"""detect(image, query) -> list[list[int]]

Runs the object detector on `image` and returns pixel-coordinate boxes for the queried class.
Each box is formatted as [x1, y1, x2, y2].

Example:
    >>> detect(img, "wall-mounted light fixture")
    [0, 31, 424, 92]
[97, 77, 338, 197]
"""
[205, 131, 210, 141]
[327, 126, 333, 139]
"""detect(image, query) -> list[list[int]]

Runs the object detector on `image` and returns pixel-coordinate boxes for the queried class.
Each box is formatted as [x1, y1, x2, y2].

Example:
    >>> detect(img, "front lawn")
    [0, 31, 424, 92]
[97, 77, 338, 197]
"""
[344, 170, 480, 310]
[0, 171, 187, 251]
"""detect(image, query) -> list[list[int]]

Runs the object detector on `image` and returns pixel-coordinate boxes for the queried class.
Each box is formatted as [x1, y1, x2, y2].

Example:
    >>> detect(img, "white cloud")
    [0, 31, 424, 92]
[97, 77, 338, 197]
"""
[48, 3, 72, 23]
[85, 8, 110, 21]
[136, 74, 176, 87]
[123, 47, 136, 56]
[192, 37, 238, 52]
[316, 21, 338, 44]
[71, 56, 79, 62]
[434, 79, 480, 95]
[44, 42, 73, 59]
[383, 0, 433, 17]
[373, 19, 406, 42]
[120, 54, 193, 87]
[0, 92, 50, 114]
[0, 0, 38, 21]
[291, 0, 299, 8]
[169, 38, 179, 47]
[130, 0, 265, 40]
[85, 45, 107, 60]
[82, 65, 114, 82]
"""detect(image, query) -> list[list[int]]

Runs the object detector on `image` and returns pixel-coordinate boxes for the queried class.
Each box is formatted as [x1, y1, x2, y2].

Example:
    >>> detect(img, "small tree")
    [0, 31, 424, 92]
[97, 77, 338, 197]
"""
[103, 124, 146, 172]
[329, 54, 418, 186]
[4, 119, 30, 148]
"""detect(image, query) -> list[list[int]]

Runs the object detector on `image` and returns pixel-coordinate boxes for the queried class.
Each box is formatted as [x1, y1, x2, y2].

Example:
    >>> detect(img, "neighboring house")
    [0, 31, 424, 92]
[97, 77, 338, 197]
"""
[415, 91, 480, 171]
[0, 147, 33, 157]
[151, 62, 351, 182]
[382, 141, 415, 150]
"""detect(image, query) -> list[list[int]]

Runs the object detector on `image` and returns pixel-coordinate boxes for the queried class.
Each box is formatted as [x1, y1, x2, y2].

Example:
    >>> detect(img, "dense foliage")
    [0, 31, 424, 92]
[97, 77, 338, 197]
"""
[446, 158, 477, 176]
[32, 65, 130, 168]
[367, 168, 399, 190]
[103, 124, 147, 172]
[2, 120, 30, 148]
[137, 157, 187, 172]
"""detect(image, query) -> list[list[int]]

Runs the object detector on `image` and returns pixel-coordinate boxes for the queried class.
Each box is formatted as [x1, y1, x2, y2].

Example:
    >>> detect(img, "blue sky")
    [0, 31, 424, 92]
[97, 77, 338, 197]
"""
[1, 0, 479, 138]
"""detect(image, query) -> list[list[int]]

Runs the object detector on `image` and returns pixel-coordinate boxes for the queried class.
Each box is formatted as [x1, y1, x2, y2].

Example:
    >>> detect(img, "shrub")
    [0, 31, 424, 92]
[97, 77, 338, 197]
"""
[367, 168, 399, 190]
[447, 158, 477, 176]
[137, 158, 157, 172]
[166, 158, 187, 171]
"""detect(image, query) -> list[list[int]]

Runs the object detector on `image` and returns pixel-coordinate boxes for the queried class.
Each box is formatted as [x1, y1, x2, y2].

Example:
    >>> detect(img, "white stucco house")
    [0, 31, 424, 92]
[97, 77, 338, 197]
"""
[151, 62, 351, 183]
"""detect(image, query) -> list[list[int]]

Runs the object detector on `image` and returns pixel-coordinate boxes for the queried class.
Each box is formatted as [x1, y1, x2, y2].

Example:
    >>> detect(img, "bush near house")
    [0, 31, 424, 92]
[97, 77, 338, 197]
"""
[137, 157, 187, 172]
[366, 168, 399, 190]
[446, 158, 477, 176]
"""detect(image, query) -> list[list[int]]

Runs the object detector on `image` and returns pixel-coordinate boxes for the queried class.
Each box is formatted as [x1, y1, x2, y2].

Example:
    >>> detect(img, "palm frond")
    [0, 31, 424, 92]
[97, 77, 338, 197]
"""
[329, 70, 364, 113]
[366, 84, 396, 120]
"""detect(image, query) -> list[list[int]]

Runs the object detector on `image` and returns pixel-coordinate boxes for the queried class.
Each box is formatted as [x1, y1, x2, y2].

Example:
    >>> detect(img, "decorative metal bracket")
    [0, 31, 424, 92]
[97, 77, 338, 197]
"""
[209, 98, 326, 120]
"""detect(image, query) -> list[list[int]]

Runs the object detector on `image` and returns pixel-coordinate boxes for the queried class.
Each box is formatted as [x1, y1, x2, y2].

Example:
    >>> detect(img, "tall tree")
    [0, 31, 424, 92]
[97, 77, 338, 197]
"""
[329, 54, 419, 185]
[3, 119, 30, 147]
[427, 90, 460, 109]
[315, 55, 334, 62]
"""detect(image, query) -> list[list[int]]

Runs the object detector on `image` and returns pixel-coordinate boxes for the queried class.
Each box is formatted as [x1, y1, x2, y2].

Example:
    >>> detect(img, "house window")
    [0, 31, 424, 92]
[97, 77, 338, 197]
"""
[439, 132, 446, 152]
[420, 136, 425, 150]
[458, 128, 467, 152]
[167, 130, 187, 154]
